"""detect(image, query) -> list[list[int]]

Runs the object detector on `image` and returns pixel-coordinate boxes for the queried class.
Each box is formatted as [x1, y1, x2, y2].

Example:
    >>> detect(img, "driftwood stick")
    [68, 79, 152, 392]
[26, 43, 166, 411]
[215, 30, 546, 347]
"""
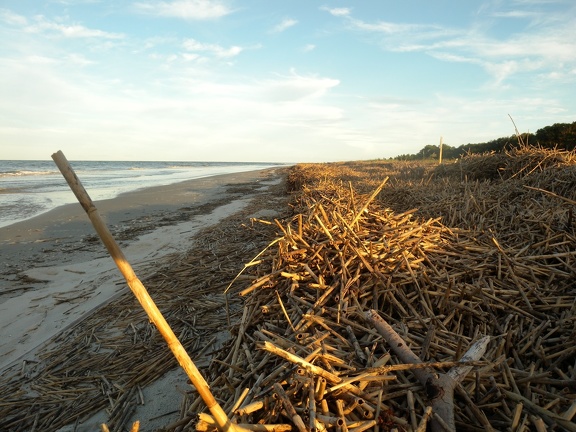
[455, 384, 494, 432]
[407, 390, 417, 430]
[365, 309, 490, 432]
[364, 310, 433, 384]
[273, 383, 307, 432]
[503, 390, 576, 432]
[563, 401, 576, 421]
[52, 151, 242, 432]
[446, 336, 490, 383]
[415, 406, 433, 432]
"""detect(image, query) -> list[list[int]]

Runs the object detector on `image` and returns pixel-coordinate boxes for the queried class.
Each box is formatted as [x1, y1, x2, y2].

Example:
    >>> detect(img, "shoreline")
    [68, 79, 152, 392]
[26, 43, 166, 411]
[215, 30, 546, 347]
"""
[0, 167, 287, 373]
[0, 166, 283, 245]
[0, 160, 286, 229]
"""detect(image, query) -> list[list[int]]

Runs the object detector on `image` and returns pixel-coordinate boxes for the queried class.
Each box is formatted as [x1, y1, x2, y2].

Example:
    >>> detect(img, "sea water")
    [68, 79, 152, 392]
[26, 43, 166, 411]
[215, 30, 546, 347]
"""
[0, 160, 284, 228]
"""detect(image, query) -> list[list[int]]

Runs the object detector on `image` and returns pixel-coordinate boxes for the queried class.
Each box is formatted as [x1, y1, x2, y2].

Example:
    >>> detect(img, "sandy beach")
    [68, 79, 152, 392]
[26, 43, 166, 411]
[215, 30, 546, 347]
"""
[0, 167, 289, 431]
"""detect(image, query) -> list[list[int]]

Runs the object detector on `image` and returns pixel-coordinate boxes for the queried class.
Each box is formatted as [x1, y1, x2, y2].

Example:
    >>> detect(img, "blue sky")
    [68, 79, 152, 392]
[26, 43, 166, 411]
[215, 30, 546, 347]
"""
[1, 0, 575, 162]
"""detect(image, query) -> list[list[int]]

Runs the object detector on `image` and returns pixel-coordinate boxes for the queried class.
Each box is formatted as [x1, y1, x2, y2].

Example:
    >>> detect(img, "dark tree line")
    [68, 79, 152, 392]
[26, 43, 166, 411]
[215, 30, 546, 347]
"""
[394, 121, 576, 160]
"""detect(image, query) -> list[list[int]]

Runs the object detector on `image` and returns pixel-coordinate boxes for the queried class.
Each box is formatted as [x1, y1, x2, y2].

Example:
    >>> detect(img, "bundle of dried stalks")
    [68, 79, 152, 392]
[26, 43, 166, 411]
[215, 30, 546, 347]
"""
[173, 147, 575, 431]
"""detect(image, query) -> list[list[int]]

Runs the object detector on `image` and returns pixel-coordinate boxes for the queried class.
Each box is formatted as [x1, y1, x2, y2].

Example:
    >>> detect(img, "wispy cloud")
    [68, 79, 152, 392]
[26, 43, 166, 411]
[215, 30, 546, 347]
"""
[134, 0, 232, 20]
[0, 9, 28, 26]
[321, 6, 351, 17]
[182, 38, 242, 59]
[261, 69, 339, 102]
[1, 11, 124, 39]
[325, 4, 576, 86]
[26, 19, 124, 39]
[491, 10, 538, 18]
[271, 18, 298, 33]
[352, 19, 456, 40]
[512, 0, 565, 4]
[1, 3, 573, 162]
[50, 0, 102, 4]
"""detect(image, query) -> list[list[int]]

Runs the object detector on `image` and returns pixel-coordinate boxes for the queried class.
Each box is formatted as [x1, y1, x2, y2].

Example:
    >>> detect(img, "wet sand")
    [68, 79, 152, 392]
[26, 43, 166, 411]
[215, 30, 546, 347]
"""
[0, 167, 286, 372]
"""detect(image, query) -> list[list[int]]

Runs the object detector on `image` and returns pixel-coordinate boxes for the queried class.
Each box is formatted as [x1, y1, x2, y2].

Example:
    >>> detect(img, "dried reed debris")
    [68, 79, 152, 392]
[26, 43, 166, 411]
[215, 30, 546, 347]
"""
[179, 147, 575, 432]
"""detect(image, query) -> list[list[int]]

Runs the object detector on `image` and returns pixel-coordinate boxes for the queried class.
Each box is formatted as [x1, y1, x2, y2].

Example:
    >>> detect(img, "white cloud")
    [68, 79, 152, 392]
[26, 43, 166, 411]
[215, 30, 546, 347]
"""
[512, 0, 565, 4]
[352, 20, 421, 34]
[329, 6, 576, 86]
[5, 13, 123, 39]
[271, 18, 298, 33]
[24, 55, 59, 65]
[428, 51, 480, 65]
[181, 52, 201, 62]
[51, 0, 101, 4]
[0, 38, 350, 161]
[182, 38, 243, 58]
[351, 18, 461, 41]
[541, 68, 576, 82]
[26, 20, 124, 39]
[0, 9, 28, 26]
[1, 3, 573, 162]
[261, 70, 339, 102]
[321, 6, 351, 17]
[134, 0, 232, 20]
[66, 53, 96, 66]
[491, 10, 538, 18]
[360, 92, 569, 154]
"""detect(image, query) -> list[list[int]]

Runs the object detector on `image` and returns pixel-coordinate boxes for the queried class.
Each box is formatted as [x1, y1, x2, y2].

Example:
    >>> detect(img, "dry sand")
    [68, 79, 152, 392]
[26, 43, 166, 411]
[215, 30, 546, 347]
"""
[0, 167, 287, 431]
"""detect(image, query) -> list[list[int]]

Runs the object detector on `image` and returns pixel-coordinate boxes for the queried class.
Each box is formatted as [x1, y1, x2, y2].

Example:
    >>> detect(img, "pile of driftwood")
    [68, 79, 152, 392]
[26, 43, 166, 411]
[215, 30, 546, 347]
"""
[172, 146, 575, 431]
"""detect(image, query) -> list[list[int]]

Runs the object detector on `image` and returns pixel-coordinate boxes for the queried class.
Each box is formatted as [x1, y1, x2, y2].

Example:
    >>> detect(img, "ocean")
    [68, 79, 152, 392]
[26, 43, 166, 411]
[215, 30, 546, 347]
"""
[0, 160, 285, 228]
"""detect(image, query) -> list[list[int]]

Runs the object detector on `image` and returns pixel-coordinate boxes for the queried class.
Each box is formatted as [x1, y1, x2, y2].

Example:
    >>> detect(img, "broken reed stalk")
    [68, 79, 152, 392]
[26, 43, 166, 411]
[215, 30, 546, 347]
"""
[272, 383, 307, 432]
[51, 151, 242, 432]
[102, 421, 140, 432]
[365, 309, 490, 432]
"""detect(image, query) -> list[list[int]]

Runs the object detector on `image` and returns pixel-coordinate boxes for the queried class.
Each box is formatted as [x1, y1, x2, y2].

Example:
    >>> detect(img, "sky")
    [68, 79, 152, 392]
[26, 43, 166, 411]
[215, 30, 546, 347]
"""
[1, 1, 575, 163]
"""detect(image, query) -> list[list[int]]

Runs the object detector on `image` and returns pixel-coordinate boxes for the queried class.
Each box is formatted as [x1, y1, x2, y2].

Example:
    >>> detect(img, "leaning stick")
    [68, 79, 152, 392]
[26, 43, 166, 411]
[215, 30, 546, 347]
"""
[272, 383, 307, 432]
[51, 151, 243, 432]
[365, 309, 490, 432]
[350, 176, 389, 227]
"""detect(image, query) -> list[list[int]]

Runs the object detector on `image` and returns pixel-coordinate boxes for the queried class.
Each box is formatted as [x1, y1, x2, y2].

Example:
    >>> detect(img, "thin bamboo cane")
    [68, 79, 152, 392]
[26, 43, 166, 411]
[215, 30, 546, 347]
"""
[51, 151, 243, 432]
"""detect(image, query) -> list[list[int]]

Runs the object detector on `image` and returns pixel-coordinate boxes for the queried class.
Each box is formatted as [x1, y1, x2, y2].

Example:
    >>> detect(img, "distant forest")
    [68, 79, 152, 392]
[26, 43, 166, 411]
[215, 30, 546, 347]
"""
[394, 120, 576, 160]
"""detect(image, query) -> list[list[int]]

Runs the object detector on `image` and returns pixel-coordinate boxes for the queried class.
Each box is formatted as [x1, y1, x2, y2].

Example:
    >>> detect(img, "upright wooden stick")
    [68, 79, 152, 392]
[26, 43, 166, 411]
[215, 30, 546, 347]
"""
[51, 151, 242, 432]
[439, 136, 443, 165]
